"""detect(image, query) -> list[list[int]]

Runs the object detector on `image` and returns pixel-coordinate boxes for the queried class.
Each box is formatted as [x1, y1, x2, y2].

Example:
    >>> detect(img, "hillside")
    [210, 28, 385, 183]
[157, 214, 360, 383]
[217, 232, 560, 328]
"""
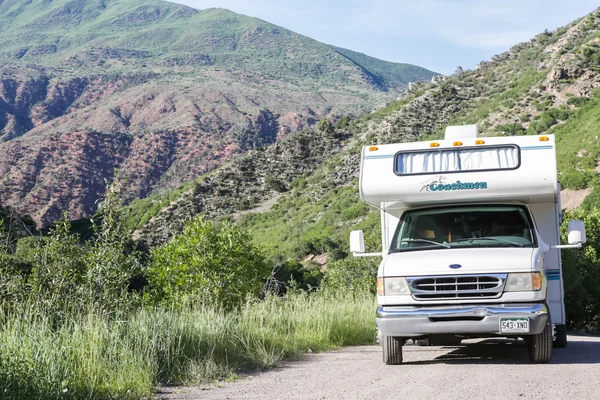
[0, 0, 437, 226]
[134, 7, 600, 257]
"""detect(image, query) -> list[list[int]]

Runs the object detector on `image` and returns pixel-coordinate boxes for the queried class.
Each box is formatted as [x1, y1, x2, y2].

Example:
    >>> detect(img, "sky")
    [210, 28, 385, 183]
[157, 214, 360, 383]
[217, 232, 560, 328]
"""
[168, 0, 599, 75]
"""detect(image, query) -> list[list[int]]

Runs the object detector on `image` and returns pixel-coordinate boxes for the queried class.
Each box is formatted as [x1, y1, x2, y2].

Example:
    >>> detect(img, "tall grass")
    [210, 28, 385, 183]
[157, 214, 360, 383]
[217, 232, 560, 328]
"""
[0, 291, 376, 399]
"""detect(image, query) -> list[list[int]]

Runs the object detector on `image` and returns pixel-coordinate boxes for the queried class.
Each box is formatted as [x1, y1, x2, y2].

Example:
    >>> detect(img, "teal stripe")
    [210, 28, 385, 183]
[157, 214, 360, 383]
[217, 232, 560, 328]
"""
[547, 276, 561, 281]
[521, 145, 553, 150]
[364, 154, 394, 159]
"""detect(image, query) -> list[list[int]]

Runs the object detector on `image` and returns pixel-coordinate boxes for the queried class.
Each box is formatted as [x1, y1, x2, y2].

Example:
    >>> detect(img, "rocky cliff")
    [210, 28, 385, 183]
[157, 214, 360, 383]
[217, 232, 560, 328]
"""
[0, 0, 437, 225]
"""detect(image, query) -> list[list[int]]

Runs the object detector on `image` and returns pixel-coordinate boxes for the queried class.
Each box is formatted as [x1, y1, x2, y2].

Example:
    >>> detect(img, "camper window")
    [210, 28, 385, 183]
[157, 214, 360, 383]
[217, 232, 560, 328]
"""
[394, 145, 520, 175]
[389, 205, 536, 252]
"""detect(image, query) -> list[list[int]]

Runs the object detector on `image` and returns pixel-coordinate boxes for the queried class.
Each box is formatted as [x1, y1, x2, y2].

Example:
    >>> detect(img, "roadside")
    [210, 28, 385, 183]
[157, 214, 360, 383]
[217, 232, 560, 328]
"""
[158, 334, 600, 400]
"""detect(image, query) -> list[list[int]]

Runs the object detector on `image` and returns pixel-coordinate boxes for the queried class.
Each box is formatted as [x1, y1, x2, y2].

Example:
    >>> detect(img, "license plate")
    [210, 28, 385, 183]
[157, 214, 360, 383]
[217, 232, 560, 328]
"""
[500, 318, 530, 333]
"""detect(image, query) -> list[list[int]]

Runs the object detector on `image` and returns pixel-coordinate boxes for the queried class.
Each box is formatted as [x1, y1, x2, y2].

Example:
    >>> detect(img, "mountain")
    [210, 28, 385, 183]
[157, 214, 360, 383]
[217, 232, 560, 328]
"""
[0, 0, 437, 226]
[133, 7, 600, 255]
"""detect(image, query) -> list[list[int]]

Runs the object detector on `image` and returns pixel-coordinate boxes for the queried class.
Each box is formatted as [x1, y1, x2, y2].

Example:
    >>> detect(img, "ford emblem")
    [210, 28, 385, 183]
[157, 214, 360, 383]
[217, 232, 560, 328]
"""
[449, 264, 462, 269]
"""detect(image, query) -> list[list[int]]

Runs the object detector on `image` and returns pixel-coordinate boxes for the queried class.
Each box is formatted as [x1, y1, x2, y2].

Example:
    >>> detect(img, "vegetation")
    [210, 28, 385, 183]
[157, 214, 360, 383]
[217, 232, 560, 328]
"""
[0, 292, 375, 399]
[4, 4, 600, 399]
[147, 217, 270, 308]
[561, 208, 600, 332]
[0, 0, 435, 89]
[0, 183, 377, 398]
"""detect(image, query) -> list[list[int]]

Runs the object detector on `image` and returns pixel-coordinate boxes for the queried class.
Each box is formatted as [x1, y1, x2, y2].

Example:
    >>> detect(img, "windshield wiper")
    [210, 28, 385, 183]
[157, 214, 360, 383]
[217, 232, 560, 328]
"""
[393, 238, 451, 249]
[455, 236, 525, 247]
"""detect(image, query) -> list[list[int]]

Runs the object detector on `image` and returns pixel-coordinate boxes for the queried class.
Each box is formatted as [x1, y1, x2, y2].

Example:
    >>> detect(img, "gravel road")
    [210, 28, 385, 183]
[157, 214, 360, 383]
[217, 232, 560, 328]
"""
[160, 334, 600, 400]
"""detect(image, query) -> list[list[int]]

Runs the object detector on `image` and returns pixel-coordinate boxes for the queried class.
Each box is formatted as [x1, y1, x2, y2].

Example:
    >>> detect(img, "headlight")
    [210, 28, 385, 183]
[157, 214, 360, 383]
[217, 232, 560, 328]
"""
[377, 277, 411, 295]
[505, 272, 542, 292]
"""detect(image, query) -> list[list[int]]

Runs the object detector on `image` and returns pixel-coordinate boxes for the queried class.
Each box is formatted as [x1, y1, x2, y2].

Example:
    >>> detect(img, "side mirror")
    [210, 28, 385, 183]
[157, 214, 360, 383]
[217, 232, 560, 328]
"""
[350, 230, 365, 253]
[568, 220, 586, 245]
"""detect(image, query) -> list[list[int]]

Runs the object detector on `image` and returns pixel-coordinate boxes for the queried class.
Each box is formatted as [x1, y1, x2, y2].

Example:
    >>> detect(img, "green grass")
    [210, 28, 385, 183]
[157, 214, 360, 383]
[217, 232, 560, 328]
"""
[0, 0, 435, 89]
[239, 176, 373, 260]
[0, 291, 376, 399]
[126, 179, 197, 231]
[552, 90, 600, 191]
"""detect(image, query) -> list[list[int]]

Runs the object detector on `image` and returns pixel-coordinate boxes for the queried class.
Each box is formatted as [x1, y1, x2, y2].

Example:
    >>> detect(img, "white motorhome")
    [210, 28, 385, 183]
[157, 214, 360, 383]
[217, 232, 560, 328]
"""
[350, 125, 586, 364]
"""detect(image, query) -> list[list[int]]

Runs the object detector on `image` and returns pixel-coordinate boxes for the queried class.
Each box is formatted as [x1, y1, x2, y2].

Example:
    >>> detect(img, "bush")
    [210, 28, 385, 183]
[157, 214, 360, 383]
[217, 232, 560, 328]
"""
[560, 170, 598, 189]
[335, 115, 350, 130]
[527, 112, 556, 134]
[567, 96, 590, 108]
[322, 256, 378, 294]
[316, 118, 333, 133]
[0, 186, 141, 317]
[147, 217, 270, 308]
[495, 123, 526, 135]
[28, 216, 87, 316]
[561, 208, 600, 332]
[266, 259, 323, 294]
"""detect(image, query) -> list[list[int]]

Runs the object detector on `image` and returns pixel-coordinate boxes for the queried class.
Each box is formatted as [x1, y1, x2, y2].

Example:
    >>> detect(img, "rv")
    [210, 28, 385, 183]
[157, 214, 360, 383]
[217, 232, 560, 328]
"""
[350, 125, 585, 364]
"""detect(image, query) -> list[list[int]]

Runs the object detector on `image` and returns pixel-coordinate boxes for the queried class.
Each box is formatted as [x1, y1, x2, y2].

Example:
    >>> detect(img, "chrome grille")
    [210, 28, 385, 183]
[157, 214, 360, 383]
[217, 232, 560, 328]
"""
[408, 274, 506, 301]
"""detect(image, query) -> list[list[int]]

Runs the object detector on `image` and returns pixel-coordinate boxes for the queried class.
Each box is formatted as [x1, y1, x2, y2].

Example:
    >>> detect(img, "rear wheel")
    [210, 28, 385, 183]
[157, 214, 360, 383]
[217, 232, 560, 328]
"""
[415, 338, 430, 346]
[528, 315, 553, 363]
[382, 335, 403, 365]
[554, 324, 568, 348]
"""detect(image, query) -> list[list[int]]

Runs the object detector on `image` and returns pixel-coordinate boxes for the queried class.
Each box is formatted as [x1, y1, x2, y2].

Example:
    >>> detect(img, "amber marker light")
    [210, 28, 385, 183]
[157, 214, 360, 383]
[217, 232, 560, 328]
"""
[475, 140, 485, 145]
[532, 272, 542, 291]
[369, 146, 379, 151]
[453, 141, 463, 146]
[377, 278, 384, 295]
[430, 142, 440, 147]
[539, 136, 549, 141]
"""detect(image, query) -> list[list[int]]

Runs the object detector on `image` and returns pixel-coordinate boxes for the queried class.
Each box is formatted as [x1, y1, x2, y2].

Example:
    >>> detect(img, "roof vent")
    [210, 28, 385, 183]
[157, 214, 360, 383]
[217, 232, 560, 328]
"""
[445, 124, 478, 140]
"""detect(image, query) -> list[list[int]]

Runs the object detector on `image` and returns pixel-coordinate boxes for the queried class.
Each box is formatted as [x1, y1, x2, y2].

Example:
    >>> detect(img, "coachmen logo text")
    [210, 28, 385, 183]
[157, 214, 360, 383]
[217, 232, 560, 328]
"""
[429, 180, 488, 191]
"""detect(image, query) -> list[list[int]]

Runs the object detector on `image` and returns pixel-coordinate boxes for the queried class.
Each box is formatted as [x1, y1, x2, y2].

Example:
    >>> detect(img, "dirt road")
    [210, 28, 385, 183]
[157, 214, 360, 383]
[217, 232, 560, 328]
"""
[161, 334, 600, 400]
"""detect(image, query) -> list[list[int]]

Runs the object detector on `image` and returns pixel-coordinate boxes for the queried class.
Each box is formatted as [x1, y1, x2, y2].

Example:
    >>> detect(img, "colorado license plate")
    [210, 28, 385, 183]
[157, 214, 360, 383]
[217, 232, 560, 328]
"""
[500, 318, 530, 333]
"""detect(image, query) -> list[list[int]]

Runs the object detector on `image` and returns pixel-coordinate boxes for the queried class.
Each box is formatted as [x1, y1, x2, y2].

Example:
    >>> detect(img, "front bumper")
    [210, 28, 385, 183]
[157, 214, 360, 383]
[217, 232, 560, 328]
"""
[376, 303, 548, 337]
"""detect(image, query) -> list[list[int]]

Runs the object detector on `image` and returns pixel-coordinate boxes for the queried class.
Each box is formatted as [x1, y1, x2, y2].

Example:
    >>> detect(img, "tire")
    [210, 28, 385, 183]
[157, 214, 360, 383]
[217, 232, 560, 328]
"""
[528, 314, 553, 363]
[415, 338, 430, 346]
[382, 335, 403, 365]
[554, 324, 568, 348]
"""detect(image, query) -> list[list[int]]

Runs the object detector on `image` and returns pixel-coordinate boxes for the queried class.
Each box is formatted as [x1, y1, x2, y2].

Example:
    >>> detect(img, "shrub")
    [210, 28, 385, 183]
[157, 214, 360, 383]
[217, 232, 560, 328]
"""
[0, 185, 142, 317]
[28, 215, 87, 316]
[335, 115, 350, 130]
[527, 112, 557, 134]
[567, 96, 590, 107]
[495, 123, 526, 135]
[82, 187, 141, 314]
[316, 118, 334, 133]
[321, 256, 378, 294]
[266, 259, 323, 294]
[561, 208, 600, 332]
[560, 170, 598, 189]
[147, 217, 270, 308]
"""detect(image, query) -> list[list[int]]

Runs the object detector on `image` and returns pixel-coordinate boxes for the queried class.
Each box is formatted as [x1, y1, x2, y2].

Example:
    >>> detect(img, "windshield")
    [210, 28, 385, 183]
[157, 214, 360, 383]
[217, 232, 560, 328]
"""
[389, 205, 536, 253]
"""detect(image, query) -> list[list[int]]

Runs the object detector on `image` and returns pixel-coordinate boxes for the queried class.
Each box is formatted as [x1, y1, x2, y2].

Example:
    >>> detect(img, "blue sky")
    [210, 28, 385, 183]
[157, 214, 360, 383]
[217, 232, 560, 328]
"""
[169, 0, 598, 75]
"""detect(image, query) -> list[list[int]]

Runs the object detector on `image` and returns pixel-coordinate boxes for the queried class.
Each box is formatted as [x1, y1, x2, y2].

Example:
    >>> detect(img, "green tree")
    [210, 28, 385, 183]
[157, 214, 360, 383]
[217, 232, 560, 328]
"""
[147, 217, 269, 308]
[83, 183, 141, 314]
[335, 115, 351, 130]
[29, 214, 86, 314]
[561, 208, 600, 332]
[317, 117, 334, 134]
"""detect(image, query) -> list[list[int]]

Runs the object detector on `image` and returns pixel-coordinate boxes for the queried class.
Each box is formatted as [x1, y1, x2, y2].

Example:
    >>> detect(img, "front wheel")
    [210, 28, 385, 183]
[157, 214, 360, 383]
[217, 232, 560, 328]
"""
[528, 315, 553, 363]
[382, 335, 403, 365]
